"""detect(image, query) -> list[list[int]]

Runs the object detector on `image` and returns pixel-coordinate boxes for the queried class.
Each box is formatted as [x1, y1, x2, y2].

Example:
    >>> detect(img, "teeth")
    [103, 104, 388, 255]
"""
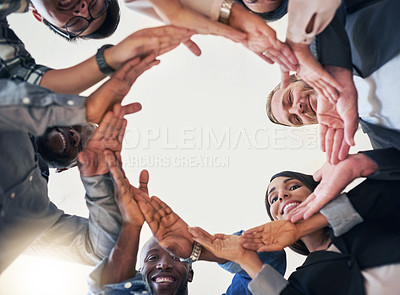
[155, 277, 174, 283]
[58, 131, 67, 152]
[283, 202, 300, 214]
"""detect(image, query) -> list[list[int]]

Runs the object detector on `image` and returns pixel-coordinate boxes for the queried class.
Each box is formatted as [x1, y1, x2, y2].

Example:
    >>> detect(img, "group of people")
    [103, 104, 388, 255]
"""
[1, 0, 399, 294]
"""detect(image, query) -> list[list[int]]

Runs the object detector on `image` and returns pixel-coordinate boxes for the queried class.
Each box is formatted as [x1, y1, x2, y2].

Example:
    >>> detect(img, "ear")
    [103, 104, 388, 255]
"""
[188, 268, 194, 283]
[29, 5, 44, 22]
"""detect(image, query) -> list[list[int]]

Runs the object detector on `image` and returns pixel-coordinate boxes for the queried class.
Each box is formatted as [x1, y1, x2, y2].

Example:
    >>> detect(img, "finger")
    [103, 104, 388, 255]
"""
[280, 69, 291, 89]
[330, 129, 344, 165]
[139, 169, 149, 194]
[319, 123, 328, 152]
[338, 141, 351, 161]
[313, 168, 323, 182]
[316, 79, 339, 103]
[183, 38, 201, 56]
[325, 128, 335, 163]
[257, 51, 275, 64]
[243, 224, 265, 235]
[343, 114, 357, 147]
[120, 102, 142, 117]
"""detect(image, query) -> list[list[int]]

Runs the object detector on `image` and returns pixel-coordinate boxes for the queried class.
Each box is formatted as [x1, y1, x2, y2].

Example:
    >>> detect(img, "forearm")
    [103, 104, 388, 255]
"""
[0, 79, 86, 135]
[235, 251, 263, 279]
[84, 174, 123, 259]
[295, 213, 329, 237]
[101, 224, 142, 286]
[40, 56, 106, 95]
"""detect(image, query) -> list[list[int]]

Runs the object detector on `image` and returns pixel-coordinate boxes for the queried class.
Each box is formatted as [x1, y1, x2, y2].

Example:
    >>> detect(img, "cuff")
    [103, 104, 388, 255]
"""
[320, 193, 363, 236]
[81, 174, 114, 199]
[248, 264, 288, 295]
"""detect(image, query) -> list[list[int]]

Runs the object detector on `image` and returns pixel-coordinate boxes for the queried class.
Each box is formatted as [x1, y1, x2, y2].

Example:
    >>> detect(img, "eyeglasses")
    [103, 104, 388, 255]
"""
[49, 0, 108, 39]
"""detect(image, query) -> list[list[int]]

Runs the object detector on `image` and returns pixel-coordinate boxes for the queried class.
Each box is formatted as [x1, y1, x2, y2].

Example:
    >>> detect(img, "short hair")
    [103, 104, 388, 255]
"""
[266, 74, 299, 126]
[264, 171, 331, 256]
[43, 0, 120, 41]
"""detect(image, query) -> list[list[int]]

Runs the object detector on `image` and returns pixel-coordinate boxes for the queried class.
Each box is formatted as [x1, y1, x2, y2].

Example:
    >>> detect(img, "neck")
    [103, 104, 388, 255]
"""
[301, 229, 331, 252]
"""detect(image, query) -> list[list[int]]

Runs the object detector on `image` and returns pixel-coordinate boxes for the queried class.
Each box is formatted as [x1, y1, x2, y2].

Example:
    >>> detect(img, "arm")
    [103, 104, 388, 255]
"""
[40, 26, 195, 94]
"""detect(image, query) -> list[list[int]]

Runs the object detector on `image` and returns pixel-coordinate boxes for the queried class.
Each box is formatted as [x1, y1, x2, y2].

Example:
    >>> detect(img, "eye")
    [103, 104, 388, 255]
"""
[289, 184, 301, 191]
[270, 195, 278, 204]
[171, 255, 180, 261]
[146, 255, 158, 262]
[288, 92, 293, 105]
[294, 115, 302, 124]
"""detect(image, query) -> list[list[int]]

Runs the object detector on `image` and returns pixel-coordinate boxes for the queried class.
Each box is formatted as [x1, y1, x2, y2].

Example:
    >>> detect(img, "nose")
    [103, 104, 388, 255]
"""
[290, 102, 304, 115]
[156, 258, 172, 270]
[68, 129, 81, 147]
[73, 0, 90, 17]
[278, 193, 289, 202]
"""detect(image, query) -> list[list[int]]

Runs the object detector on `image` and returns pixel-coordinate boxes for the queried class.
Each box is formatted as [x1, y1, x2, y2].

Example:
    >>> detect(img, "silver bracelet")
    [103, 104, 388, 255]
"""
[181, 242, 202, 263]
[219, 0, 235, 24]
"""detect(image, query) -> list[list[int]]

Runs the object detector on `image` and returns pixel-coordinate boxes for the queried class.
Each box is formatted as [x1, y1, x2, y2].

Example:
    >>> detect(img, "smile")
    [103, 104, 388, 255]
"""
[282, 202, 301, 215]
[154, 277, 175, 283]
[57, 131, 67, 154]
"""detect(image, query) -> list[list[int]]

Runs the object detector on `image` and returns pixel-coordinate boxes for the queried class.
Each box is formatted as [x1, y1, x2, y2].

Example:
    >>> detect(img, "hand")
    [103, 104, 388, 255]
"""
[289, 153, 378, 222]
[189, 227, 249, 263]
[228, 4, 298, 71]
[106, 26, 202, 67]
[136, 195, 193, 258]
[286, 40, 341, 103]
[104, 152, 149, 226]
[147, 0, 246, 47]
[86, 54, 159, 124]
[78, 103, 141, 177]
[240, 220, 300, 252]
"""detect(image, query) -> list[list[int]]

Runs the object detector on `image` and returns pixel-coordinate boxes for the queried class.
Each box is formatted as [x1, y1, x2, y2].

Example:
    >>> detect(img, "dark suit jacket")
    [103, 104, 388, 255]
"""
[282, 178, 400, 295]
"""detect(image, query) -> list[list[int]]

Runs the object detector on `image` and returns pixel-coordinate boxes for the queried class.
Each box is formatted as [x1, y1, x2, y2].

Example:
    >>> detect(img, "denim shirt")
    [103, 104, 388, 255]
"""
[0, 80, 122, 272]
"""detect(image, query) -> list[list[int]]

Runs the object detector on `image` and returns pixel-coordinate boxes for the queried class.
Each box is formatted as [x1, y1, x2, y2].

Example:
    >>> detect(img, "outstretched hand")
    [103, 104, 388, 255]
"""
[78, 103, 141, 177]
[289, 153, 378, 222]
[240, 220, 300, 252]
[189, 227, 248, 263]
[228, 4, 297, 72]
[106, 25, 202, 67]
[137, 195, 193, 258]
[86, 54, 159, 124]
[105, 152, 149, 226]
[285, 40, 341, 103]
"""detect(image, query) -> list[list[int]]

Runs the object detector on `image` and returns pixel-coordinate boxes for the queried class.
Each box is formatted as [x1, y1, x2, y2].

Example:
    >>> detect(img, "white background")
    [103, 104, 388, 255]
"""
[1, 3, 371, 294]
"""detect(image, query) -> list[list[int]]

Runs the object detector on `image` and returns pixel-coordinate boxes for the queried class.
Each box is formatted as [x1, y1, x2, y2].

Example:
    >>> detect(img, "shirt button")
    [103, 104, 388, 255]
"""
[67, 100, 75, 106]
[22, 97, 31, 104]
[124, 282, 132, 289]
[10, 192, 15, 198]
[29, 175, 33, 181]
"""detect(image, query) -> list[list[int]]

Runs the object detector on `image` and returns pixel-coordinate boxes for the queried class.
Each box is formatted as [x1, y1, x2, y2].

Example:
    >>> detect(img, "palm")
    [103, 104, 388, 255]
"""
[241, 220, 299, 252]
[138, 196, 193, 258]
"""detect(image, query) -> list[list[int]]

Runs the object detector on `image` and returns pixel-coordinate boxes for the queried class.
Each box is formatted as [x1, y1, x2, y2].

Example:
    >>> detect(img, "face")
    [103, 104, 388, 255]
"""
[141, 241, 193, 295]
[271, 80, 318, 126]
[37, 125, 85, 168]
[266, 177, 312, 220]
[30, 0, 107, 37]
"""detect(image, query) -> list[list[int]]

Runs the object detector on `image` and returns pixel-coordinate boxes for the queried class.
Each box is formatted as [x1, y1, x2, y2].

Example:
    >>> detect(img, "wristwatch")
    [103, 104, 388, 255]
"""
[219, 0, 235, 24]
[96, 44, 115, 76]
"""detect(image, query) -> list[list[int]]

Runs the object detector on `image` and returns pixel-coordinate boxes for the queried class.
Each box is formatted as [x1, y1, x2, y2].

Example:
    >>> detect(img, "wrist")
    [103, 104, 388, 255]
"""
[236, 251, 263, 279]
[199, 247, 228, 264]
[96, 44, 116, 76]
[295, 214, 328, 238]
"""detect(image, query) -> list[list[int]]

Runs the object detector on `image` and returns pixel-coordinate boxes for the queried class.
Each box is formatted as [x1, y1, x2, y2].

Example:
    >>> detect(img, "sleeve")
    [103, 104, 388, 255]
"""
[286, 0, 341, 44]
[219, 231, 286, 276]
[124, 0, 224, 20]
[88, 260, 148, 295]
[248, 264, 289, 295]
[314, 10, 353, 70]
[0, 0, 28, 18]
[0, 79, 87, 135]
[27, 174, 122, 265]
[320, 193, 364, 236]
[359, 148, 400, 180]
[320, 148, 400, 236]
